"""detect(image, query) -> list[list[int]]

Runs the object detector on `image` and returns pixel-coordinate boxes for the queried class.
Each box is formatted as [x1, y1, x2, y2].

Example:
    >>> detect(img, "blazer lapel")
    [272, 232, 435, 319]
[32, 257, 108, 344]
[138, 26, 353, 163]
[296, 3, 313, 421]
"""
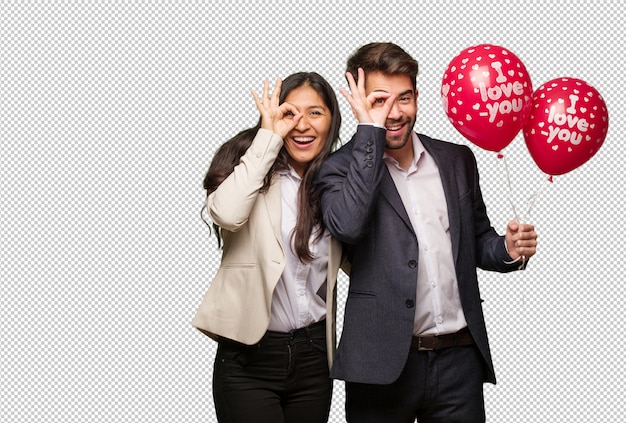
[421, 138, 461, 265]
[379, 167, 415, 233]
[264, 175, 283, 248]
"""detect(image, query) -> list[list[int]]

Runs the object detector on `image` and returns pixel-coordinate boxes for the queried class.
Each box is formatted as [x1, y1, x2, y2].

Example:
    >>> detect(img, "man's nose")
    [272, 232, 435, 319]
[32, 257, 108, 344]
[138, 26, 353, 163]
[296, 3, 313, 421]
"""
[387, 101, 402, 120]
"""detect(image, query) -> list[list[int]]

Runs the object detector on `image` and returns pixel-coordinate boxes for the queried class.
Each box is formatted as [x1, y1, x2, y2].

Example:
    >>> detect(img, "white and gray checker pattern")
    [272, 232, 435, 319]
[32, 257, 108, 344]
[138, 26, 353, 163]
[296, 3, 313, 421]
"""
[2, 1, 624, 422]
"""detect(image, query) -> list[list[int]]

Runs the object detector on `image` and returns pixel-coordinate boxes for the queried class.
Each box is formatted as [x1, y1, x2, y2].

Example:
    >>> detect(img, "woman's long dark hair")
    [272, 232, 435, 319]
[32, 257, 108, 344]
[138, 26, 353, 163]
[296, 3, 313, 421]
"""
[202, 72, 341, 262]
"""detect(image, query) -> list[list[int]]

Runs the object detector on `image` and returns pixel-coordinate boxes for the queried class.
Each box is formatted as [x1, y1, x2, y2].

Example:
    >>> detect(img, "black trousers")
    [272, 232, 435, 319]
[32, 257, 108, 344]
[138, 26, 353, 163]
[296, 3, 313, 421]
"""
[212, 320, 332, 423]
[345, 344, 486, 423]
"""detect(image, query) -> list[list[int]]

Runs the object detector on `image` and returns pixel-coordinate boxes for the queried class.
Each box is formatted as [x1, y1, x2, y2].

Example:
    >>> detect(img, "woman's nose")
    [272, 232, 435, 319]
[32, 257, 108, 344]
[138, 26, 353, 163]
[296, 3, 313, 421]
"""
[295, 115, 310, 131]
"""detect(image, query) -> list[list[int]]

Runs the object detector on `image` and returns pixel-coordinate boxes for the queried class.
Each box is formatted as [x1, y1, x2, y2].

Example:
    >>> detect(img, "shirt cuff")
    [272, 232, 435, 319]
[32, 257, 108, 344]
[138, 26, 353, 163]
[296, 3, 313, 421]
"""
[503, 238, 526, 268]
[358, 123, 386, 129]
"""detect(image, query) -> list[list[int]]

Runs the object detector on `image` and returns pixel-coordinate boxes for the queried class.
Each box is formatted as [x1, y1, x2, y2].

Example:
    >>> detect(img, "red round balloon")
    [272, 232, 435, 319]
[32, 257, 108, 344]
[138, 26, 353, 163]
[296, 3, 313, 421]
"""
[523, 77, 608, 175]
[441, 44, 533, 152]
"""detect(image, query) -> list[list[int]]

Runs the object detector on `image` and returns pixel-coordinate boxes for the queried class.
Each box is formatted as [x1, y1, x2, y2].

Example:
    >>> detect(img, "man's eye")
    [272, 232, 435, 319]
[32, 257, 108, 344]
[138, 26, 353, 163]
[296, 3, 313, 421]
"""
[375, 98, 385, 104]
[285, 111, 294, 117]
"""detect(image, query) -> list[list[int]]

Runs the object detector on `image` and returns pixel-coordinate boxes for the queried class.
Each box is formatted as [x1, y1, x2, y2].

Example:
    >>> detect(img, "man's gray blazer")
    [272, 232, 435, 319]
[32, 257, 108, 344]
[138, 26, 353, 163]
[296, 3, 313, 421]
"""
[315, 125, 524, 385]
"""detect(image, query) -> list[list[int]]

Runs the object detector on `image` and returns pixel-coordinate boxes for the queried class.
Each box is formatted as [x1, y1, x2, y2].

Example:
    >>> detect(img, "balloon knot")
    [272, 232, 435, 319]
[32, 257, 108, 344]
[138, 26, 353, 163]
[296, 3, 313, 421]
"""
[548, 175, 554, 183]
[497, 153, 504, 159]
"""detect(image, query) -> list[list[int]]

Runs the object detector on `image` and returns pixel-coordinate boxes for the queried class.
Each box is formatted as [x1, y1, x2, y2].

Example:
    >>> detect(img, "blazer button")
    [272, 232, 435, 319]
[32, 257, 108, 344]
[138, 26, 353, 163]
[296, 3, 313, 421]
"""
[408, 260, 417, 268]
[365, 161, 373, 168]
[405, 299, 414, 308]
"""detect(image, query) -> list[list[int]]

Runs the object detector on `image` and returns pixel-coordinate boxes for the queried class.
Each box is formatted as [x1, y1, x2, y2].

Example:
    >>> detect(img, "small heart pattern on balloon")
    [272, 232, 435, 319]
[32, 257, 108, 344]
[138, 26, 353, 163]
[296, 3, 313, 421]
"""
[441, 44, 533, 152]
[523, 77, 609, 175]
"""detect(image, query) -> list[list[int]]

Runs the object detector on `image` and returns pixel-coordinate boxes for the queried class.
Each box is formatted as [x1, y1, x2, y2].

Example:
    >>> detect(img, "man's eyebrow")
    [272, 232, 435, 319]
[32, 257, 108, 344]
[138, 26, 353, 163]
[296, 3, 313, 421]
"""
[371, 89, 414, 97]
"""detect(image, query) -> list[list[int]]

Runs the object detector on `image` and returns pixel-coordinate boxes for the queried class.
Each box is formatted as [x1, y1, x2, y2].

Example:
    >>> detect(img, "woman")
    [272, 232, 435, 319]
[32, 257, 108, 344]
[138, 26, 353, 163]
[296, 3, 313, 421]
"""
[192, 72, 342, 423]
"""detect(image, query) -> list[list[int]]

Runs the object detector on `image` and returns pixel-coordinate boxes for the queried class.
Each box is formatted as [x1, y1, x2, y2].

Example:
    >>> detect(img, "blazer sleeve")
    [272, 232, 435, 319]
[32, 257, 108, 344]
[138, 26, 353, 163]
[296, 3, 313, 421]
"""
[461, 144, 524, 272]
[315, 125, 388, 244]
[208, 128, 283, 232]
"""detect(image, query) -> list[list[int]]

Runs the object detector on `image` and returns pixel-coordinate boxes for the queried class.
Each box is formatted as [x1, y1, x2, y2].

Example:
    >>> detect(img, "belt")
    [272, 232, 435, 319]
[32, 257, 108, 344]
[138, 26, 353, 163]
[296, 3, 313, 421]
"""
[264, 319, 326, 344]
[411, 328, 474, 351]
[218, 320, 326, 348]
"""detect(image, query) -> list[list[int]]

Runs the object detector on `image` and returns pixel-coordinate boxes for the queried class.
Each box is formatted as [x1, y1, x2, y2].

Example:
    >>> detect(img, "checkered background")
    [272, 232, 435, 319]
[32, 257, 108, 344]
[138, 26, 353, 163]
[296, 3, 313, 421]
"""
[2, 1, 624, 421]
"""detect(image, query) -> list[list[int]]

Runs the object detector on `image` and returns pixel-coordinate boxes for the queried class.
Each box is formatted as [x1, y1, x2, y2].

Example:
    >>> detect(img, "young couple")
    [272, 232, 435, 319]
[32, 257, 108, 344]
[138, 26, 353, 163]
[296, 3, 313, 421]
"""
[192, 42, 538, 423]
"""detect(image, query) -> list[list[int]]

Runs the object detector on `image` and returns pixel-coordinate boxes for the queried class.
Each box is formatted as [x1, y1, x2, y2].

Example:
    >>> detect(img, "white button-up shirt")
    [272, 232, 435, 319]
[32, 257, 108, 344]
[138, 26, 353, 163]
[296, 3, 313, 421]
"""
[267, 166, 329, 332]
[384, 133, 468, 336]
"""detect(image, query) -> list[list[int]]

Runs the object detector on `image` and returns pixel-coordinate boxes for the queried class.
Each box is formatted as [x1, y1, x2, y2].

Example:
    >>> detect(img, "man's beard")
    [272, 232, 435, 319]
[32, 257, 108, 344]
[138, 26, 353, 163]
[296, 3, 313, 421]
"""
[385, 117, 415, 150]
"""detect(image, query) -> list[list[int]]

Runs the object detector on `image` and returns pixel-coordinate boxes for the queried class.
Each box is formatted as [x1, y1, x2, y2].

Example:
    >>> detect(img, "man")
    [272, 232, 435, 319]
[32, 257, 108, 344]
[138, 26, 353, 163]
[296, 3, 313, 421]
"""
[315, 42, 538, 422]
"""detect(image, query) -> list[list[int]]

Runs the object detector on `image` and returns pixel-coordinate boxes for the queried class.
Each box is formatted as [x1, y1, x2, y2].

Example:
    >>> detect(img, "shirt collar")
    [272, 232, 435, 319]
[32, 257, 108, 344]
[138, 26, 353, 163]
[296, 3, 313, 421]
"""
[278, 164, 302, 181]
[383, 132, 425, 171]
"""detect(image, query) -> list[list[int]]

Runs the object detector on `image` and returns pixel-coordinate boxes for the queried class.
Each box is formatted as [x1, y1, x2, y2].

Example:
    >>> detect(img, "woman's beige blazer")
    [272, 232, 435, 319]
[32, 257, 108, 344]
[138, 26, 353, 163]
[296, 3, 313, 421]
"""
[192, 129, 342, 367]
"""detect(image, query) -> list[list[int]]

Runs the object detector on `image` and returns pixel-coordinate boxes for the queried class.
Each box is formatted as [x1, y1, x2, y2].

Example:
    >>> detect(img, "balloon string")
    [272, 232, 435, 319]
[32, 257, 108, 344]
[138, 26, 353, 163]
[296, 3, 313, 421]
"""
[498, 153, 526, 273]
[497, 152, 552, 222]
[515, 176, 550, 275]
[498, 152, 553, 306]
[524, 175, 552, 221]
[498, 151, 527, 305]
[497, 152, 520, 221]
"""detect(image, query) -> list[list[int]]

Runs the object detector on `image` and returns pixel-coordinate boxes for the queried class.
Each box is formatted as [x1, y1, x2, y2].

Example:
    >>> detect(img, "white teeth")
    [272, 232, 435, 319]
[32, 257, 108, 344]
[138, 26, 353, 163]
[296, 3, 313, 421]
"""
[293, 137, 314, 143]
[387, 126, 401, 131]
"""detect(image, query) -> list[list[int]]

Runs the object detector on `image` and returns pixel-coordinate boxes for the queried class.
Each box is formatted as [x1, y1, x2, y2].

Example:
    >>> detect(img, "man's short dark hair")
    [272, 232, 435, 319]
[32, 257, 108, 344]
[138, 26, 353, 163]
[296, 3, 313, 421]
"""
[346, 42, 419, 90]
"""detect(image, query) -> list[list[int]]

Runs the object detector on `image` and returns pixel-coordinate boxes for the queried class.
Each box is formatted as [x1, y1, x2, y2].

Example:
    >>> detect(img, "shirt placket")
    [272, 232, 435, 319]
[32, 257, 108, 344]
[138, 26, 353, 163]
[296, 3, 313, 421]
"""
[407, 172, 443, 331]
